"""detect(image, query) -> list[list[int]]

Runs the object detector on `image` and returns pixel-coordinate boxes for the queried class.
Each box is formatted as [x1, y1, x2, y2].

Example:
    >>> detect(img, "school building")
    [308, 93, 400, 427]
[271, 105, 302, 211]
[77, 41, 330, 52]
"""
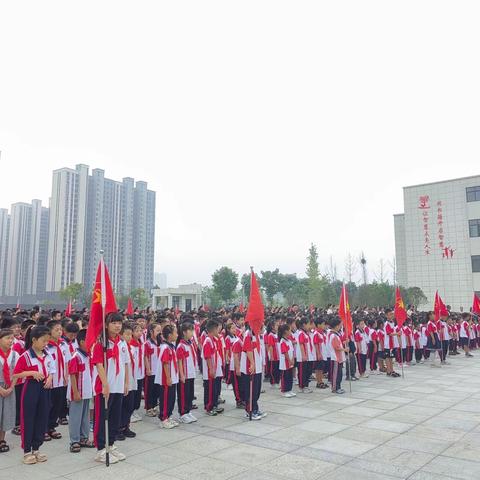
[394, 175, 480, 311]
[151, 283, 203, 311]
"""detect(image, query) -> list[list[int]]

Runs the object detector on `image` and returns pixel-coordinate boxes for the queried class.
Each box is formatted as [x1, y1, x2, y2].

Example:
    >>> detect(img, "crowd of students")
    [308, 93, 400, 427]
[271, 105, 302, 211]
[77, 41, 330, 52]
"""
[0, 304, 477, 465]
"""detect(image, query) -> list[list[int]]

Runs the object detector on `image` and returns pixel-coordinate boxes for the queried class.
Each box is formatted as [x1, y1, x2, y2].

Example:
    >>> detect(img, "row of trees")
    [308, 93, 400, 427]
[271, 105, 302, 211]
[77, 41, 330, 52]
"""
[204, 244, 427, 309]
[59, 283, 150, 310]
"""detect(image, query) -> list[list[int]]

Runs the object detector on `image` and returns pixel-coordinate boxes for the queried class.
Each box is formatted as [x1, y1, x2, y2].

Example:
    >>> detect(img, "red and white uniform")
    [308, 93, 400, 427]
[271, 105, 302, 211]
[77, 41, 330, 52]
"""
[130, 339, 145, 381]
[240, 330, 263, 375]
[0, 348, 19, 387]
[413, 329, 421, 349]
[266, 332, 280, 361]
[201, 336, 223, 380]
[91, 337, 128, 395]
[13, 348, 56, 380]
[176, 339, 197, 379]
[154, 343, 179, 386]
[229, 336, 243, 373]
[385, 321, 399, 349]
[279, 338, 294, 370]
[67, 349, 92, 401]
[125, 340, 137, 392]
[402, 326, 413, 347]
[46, 339, 71, 388]
[296, 330, 313, 362]
[376, 329, 385, 351]
[145, 338, 160, 375]
[426, 320, 438, 337]
[329, 332, 346, 363]
[354, 328, 368, 354]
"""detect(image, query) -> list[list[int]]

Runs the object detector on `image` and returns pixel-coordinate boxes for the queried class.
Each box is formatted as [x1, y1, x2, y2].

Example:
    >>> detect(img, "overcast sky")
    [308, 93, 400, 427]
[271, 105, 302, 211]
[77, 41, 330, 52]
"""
[1, 1, 479, 287]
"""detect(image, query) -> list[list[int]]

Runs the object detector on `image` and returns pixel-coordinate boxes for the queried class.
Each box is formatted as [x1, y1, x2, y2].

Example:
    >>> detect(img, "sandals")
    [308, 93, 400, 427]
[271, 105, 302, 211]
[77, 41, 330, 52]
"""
[0, 440, 9, 453]
[33, 451, 47, 462]
[48, 430, 62, 440]
[79, 439, 95, 448]
[59, 418, 69, 426]
[23, 453, 37, 465]
[44, 433, 52, 441]
[70, 442, 81, 453]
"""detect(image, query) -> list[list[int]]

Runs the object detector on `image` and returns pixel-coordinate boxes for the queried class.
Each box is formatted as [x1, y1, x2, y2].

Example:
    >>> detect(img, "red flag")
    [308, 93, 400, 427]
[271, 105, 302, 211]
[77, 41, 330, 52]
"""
[65, 301, 73, 317]
[245, 270, 264, 336]
[126, 298, 134, 316]
[85, 258, 118, 350]
[434, 291, 448, 321]
[239, 303, 245, 314]
[473, 294, 480, 315]
[339, 284, 353, 337]
[394, 287, 407, 328]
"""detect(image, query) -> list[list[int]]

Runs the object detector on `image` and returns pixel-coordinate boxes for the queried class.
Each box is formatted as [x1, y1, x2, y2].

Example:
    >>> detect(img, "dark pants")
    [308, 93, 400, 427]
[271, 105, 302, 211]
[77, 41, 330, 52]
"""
[345, 353, 356, 379]
[94, 392, 122, 451]
[297, 361, 312, 389]
[269, 360, 280, 385]
[133, 379, 144, 411]
[21, 379, 49, 453]
[331, 361, 343, 391]
[402, 347, 413, 363]
[203, 377, 220, 411]
[281, 368, 293, 393]
[356, 353, 367, 375]
[177, 378, 194, 415]
[440, 340, 449, 361]
[158, 384, 176, 421]
[120, 390, 135, 430]
[369, 350, 378, 371]
[144, 375, 159, 410]
[423, 348, 430, 359]
[326, 358, 332, 382]
[415, 349, 423, 362]
[232, 373, 244, 403]
[15, 383, 23, 427]
[242, 372, 261, 414]
[48, 386, 67, 431]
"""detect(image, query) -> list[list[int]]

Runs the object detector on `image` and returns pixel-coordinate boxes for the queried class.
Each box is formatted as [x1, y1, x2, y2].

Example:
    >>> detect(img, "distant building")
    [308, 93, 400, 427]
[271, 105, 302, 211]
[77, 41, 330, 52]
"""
[154, 272, 167, 289]
[394, 175, 480, 310]
[4, 200, 49, 297]
[151, 283, 202, 311]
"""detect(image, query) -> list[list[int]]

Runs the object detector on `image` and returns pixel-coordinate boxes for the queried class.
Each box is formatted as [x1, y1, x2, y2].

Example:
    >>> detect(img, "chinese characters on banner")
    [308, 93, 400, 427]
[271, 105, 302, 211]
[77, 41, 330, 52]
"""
[418, 195, 430, 255]
[419, 196, 455, 259]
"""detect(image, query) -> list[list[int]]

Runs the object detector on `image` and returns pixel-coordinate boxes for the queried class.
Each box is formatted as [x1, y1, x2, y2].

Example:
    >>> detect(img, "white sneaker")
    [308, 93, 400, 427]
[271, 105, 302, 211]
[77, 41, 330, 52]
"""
[187, 413, 197, 422]
[161, 419, 176, 429]
[110, 446, 126, 461]
[180, 414, 194, 424]
[130, 412, 140, 423]
[283, 391, 296, 398]
[301, 387, 313, 394]
[95, 448, 119, 464]
[169, 417, 180, 427]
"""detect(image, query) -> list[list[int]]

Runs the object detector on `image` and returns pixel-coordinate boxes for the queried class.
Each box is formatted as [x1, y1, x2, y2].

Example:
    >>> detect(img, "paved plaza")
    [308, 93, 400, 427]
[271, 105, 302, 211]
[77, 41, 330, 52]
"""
[2, 357, 480, 480]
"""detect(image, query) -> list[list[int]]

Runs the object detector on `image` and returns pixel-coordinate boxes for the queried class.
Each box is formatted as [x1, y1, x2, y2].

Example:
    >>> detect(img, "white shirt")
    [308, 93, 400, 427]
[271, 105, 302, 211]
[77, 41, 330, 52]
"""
[67, 349, 92, 400]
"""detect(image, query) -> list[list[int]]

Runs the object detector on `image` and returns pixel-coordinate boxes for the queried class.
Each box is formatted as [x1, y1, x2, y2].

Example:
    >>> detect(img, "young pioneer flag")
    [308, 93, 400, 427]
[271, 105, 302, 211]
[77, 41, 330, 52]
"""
[339, 284, 353, 337]
[394, 287, 408, 328]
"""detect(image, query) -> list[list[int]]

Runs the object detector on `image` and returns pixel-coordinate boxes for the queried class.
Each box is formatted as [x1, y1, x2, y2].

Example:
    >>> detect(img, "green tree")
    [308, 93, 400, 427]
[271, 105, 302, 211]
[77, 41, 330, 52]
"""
[202, 286, 223, 309]
[212, 267, 238, 303]
[130, 288, 150, 309]
[403, 286, 427, 307]
[117, 294, 129, 310]
[260, 269, 282, 304]
[59, 283, 84, 303]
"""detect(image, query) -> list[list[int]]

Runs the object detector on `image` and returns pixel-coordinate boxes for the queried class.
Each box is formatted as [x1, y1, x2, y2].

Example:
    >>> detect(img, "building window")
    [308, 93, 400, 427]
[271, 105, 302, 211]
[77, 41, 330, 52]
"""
[467, 186, 480, 202]
[172, 296, 180, 308]
[470, 219, 480, 238]
[472, 255, 480, 272]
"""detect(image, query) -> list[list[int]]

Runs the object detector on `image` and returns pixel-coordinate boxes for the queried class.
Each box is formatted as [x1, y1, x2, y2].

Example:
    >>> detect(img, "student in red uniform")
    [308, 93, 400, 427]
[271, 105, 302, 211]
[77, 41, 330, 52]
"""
[130, 323, 145, 423]
[13, 325, 53, 465]
[155, 324, 179, 429]
[354, 319, 369, 378]
[176, 322, 198, 424]
[376, 320, 386, 373]
[202, 320, 224, 416]
[384, 309, 401, 378]
[0, 328, 19, 454]
[459, 312, 473, 357]
[91, 312, 128, 465]
[67, 329, 94, 453]
[230, 328, 245, 408]
[224, 323, 236, 390]
[329, 318, 348, 394]
[295, 317, 313, 394]
[425, 311, 442, 366]
[278, 324, 295, 398]
[313, 318, 328, 389]
[266, 318, 280, 388]
[45, 320, 71, 441]
[144, 323, 162, 416]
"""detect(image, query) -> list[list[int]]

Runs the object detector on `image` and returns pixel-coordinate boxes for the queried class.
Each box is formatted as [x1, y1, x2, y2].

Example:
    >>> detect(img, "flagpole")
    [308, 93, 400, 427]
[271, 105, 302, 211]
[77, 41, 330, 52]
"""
[343, 284, 352, 394]
[249, 266, 254, 421]
[100, 250, 110, 467]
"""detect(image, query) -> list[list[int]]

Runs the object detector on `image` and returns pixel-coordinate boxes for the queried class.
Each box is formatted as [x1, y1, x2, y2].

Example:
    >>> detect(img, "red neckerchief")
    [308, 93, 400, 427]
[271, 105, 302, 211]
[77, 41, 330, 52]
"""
[130, 339, 143, 371]
[0, 348, 12, 388]
[106, 337, 120, 375]
[127, 342, 135, 374]
[30, 349, 47, 378]
[166, 343, 178, 374]
[48, 339, 64, 383]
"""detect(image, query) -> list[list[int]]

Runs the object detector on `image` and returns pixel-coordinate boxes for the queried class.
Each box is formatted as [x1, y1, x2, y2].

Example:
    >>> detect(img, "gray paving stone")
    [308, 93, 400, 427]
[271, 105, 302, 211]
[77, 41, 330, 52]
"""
[422, 455, 480, 479]
[310, 436, 377, 456]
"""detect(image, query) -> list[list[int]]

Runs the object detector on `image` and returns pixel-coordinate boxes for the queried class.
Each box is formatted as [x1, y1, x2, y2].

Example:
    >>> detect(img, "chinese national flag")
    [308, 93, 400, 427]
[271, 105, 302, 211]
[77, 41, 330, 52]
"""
[245, 270, 264, 336]
[434, 291, 448, 321]
[473, 294, 480, 315]
[126, 298, 134, 316]
[85, 258, 118, 350]
[65, 301, 73, 318]
[394, 287, 407, 328]
[339, 284, 353, 337]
